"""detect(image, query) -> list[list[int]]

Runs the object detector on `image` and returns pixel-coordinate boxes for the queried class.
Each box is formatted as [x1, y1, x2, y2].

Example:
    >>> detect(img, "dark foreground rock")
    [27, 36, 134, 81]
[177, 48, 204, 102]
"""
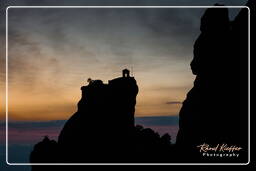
[29, 1, 254, 169]
[176, 1, 255, 163]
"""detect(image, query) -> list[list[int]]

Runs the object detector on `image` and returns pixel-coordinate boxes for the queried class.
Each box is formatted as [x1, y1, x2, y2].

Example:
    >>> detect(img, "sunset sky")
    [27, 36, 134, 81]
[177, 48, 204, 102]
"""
[4, 7, 201, 121]
[0, 1, 246, 122]
[0, 0, 248, 167]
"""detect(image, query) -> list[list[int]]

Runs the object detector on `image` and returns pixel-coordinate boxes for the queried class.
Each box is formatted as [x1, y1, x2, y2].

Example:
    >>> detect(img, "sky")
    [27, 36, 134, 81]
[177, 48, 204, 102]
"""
[0, 0, 247, 122]
[0, 0, 248, 168]
[5, 7, 199, 121]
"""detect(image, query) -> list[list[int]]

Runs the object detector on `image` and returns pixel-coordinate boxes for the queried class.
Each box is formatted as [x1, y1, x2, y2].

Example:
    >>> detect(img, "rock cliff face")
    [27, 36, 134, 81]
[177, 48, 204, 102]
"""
[176, 2, 254, 162]
[30, 1, 254, 166]
[57, 72, 139, 162]
[30, 70, 173, 166]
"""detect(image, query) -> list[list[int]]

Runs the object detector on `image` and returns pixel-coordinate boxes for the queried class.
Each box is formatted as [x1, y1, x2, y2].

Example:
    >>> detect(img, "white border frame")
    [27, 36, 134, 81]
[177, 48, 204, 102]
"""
[5, 6, 250, 166]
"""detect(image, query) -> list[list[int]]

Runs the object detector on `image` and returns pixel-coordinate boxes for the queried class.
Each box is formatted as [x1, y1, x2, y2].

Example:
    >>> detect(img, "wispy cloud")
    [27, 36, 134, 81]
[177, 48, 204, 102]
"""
[135, 116, 179, 126]
[0, 116, 179, 145]
[166, 101, 182, 105]
[135, 116, 179, 141]
[0, 120, 65, 145]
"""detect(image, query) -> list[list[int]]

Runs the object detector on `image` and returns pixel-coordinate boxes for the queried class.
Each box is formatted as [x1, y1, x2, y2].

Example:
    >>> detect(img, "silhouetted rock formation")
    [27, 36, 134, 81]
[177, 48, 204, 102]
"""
[30, 69, 173, 168]
[30, 1, 254, 167]
[176, 2, 254, 162]
[57, 69, 140, 162]
[30, 136, 58, 163]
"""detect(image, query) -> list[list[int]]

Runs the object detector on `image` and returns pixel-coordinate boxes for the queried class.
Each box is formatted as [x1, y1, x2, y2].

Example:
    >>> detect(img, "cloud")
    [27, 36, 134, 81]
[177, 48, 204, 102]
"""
[135, 116, 179, 141]
[166, 101, 182, 105]
[135, 116, 179, 126]
[0, 120, 65, 145]
[0, 0, 247, 125]
[0, 0, 248, 7]
[1, 120, 65, 130]
[0, 116, 179, 145]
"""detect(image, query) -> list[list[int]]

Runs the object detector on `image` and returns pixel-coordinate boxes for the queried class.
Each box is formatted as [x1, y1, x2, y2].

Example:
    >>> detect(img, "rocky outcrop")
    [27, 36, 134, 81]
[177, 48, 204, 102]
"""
[57, 70, 140, 162]
[176, 2, 254, 162]
[30, 70, 173, 167]
[29, 1, 254, 166]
